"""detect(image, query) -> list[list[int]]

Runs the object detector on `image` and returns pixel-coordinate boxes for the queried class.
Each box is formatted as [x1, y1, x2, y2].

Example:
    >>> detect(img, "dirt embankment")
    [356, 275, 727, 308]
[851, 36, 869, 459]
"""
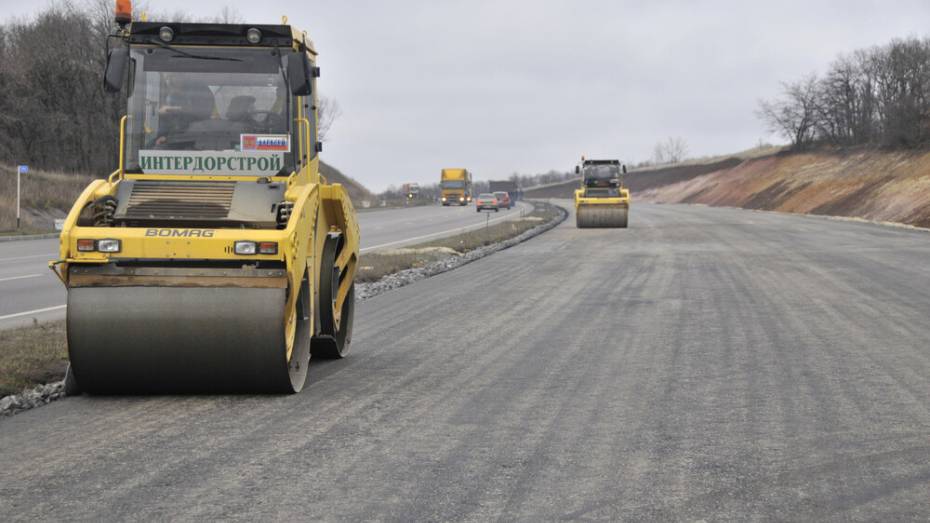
[637, 149, 930, 228]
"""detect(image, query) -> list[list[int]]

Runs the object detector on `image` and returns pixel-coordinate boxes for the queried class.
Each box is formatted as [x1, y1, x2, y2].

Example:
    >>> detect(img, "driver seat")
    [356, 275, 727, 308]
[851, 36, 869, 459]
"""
[226, 96, 256, 122]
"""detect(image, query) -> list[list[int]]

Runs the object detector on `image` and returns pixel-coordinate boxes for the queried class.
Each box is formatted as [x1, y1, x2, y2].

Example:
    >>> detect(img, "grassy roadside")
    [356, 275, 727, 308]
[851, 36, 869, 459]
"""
[356, 201, 559, 282]
[0, 321, 68, 396]
[0, 201, 562, 396]
[0, 164, 93, 234]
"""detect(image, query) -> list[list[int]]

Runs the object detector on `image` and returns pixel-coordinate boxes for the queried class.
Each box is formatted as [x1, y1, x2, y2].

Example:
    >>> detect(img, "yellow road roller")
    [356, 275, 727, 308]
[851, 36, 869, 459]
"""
[574, 158, 630, 228]
[50, 2, 358, 394]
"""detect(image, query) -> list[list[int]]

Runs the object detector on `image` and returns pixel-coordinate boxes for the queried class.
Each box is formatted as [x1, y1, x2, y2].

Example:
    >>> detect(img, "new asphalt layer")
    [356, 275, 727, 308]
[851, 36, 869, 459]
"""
[0, 202, 927, 520]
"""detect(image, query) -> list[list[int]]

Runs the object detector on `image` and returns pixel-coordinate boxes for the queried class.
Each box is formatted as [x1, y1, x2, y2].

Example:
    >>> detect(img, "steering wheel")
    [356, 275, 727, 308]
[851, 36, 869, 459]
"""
[247, 110, 278, 124]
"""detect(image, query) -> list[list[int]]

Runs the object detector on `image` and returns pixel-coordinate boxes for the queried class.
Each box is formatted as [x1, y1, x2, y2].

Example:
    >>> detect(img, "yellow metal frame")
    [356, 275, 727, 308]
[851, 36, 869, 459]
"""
[573, 161, 631, 211]
[574, 187, 631, 209]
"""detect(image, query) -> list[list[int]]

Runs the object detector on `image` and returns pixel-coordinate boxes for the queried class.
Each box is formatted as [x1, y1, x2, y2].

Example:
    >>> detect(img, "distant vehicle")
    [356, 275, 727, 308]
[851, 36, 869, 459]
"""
[488, 180, 520, 204]
[440, 168, 473, 206]
[402, 182, 420, 205]
[493, 191, 512, 209]
[574, 158, 630, 228]
[402, 182, 420, 199]
[475, 193, 499, 212]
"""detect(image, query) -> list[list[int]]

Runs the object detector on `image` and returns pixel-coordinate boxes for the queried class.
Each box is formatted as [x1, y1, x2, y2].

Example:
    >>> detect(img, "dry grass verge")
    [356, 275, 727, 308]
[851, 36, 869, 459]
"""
[356, 247, 458, 282]
[0, 164, 94, 233]
[0, 320, 68, 396]
[356, 202, 558, 282]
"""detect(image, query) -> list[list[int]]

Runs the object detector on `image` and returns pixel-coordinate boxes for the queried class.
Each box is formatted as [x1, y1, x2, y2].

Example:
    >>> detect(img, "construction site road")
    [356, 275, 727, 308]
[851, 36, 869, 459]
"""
[1, 202, 928, 520]
[0, 201, 530, 330]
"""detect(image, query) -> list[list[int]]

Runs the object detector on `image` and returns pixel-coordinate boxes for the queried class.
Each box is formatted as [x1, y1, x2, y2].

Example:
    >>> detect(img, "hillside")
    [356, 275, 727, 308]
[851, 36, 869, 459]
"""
[0, 166, 93, 233]
[0, 161, 372, 233]
[320, 161, 373, 202]
[638, 149, 930, 228]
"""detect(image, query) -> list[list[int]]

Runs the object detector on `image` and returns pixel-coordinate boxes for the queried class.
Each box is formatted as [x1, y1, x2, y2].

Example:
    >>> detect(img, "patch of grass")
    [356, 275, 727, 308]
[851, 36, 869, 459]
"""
[0, 320, 68, 396]
[355, 247, 458, 282]
[0, 164, 94, 233]
[419, 202, 559, 254]
[356, 201, 561, 282]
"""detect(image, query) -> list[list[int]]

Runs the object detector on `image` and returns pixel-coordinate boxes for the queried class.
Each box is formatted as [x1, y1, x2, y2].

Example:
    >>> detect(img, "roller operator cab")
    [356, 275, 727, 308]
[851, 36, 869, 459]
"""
[574, 158, 631, 228]
[50, 1, 360, 394]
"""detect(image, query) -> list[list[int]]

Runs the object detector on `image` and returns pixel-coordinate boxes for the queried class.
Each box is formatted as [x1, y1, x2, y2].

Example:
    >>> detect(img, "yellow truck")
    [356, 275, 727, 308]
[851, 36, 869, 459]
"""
[50, 1, 359, 394]
[574, 158, 630, 228]
[440, 168, 473, 206]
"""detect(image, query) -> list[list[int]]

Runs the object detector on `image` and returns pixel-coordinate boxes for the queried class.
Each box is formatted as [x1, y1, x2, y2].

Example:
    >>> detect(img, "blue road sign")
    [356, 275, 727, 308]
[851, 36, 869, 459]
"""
[17, 165, 28, 174]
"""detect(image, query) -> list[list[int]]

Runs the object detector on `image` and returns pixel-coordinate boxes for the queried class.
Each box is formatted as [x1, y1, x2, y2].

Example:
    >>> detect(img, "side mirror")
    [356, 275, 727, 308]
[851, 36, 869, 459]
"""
[574, 165, 580, 175]
[287, 53, 313, 96]
[104, 47, 129, 93]
[622, 165, 627, 174]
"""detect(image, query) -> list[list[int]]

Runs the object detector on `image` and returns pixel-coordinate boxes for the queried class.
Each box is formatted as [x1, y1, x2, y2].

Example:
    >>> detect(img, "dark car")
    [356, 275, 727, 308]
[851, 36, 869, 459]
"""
[475, 193, 499, 212]
[493, 191, 512, 209]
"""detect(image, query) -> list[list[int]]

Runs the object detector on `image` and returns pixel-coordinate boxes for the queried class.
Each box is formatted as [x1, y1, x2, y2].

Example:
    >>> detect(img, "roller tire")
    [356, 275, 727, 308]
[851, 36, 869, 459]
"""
[312, 236, 355, 359]
[65, 277, 311, 394]
[576, 206, 628, 228]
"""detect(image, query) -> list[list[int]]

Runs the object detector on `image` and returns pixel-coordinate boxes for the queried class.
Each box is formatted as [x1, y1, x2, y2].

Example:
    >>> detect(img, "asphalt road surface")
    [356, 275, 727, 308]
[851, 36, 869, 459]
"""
[1, 202, 928, 520]
[0, 202, 528, 329]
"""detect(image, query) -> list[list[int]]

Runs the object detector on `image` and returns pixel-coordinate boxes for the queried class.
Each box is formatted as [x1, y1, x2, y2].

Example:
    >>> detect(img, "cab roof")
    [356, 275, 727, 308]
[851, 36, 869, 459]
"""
[128, 22, 316, 54]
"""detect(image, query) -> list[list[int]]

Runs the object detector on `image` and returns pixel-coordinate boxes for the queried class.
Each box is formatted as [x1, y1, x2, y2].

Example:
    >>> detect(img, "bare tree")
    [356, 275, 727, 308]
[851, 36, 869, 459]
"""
[317, 96, 342, 142]
[757, 76, 820, 149]
[213, 6, 243, 24]
[652, 137, 689, 164]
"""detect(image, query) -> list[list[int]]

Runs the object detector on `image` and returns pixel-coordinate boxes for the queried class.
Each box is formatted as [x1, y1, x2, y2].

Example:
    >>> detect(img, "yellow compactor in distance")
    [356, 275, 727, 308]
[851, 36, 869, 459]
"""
[50, 1, 359, 394]
[574, 158, 630, 228]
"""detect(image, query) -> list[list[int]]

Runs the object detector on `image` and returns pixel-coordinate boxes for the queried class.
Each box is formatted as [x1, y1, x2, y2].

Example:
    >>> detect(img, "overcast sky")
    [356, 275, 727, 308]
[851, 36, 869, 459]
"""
[3, 1, 929, 190]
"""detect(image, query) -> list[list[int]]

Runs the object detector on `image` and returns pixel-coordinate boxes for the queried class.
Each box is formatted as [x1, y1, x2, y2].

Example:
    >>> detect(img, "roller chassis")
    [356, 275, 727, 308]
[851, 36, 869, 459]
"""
[573, 158, 631, 229]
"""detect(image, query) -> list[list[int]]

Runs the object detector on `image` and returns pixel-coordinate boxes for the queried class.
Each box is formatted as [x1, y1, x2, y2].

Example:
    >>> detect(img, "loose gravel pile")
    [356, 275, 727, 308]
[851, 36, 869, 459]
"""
[0, 202, 567, 418]
[0, 381, 64, 417]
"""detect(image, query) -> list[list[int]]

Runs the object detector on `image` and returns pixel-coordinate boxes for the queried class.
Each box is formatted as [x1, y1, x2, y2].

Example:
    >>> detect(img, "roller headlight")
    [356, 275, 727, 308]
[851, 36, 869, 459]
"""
[234, 241, 257, 255]
[96, 239, 122, 253]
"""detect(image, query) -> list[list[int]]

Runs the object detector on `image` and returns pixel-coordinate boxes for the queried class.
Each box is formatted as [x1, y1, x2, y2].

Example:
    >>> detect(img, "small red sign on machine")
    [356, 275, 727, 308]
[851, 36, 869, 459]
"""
[241, 134, 290, 152]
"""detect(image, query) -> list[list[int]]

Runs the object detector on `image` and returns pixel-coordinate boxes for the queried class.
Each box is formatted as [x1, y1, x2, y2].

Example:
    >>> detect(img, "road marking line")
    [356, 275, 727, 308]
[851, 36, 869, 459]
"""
[0, 273, 43, 283]
[360, 203, 531, 253]
[0, 253, 56, 263]
[0, 304, 67, 321]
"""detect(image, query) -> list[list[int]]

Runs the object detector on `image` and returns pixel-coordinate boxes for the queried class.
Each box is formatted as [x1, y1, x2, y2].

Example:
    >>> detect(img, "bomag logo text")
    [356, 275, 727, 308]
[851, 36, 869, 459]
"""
[145, 229, 215, 238]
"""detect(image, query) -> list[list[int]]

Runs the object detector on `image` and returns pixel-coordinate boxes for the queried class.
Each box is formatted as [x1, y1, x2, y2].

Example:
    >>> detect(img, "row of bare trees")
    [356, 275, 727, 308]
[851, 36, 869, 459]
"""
[652, 137, 689, 165]
[758, 37, 930, 150]
[0, 1, 122, 173]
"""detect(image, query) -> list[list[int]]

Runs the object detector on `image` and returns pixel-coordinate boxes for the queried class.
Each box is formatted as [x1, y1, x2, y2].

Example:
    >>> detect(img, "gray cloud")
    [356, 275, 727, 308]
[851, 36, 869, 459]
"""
[3, 0, 929, 190]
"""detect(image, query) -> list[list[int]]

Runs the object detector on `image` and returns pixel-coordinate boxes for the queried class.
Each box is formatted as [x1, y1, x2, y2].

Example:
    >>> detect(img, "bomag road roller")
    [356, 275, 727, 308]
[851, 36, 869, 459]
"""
[574, 158, 631, 228]
[49, 1, 359, 394]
